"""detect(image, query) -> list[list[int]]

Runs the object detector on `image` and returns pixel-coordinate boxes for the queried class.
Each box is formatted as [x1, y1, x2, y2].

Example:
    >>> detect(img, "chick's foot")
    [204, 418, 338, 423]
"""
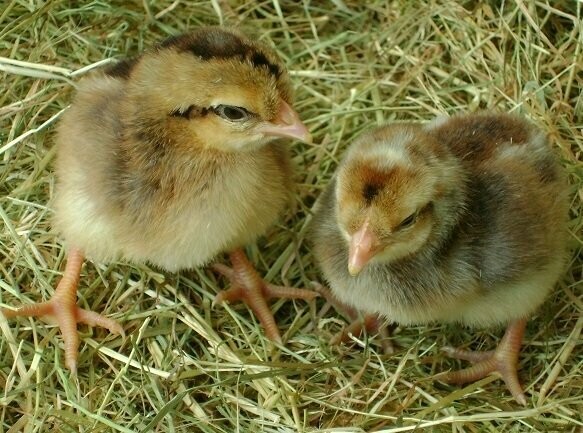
[212, 248, 318, 343]
[439, 319, 527, 405]
[1, 248, 124, 373]
[315, 284, 395, 354]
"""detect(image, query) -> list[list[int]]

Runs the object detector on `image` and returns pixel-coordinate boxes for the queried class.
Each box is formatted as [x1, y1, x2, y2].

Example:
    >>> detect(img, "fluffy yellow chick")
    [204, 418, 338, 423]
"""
[310, 113, 569, 404]
[2, 27, 316, 372]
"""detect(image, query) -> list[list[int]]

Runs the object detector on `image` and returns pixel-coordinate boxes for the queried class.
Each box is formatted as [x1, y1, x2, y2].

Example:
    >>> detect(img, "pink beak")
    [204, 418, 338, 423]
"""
[257, 100, 312, 143]
[348, 220, 378, 276]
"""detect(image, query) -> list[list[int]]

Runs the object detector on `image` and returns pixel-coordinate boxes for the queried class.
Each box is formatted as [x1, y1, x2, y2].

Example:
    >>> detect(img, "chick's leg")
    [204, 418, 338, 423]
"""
[440, 319, 527, 405]
[315, 283, 395, 354]
[213, 248, 318, 343]
[1, 248, 123, 373]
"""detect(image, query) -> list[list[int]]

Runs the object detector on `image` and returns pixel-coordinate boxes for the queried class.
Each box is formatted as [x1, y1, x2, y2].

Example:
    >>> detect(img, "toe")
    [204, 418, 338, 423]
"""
[77, 308, 124, 336]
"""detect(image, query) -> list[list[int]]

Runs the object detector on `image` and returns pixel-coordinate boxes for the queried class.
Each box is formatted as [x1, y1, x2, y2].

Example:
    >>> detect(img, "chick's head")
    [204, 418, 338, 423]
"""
[335, 125, 464, 276]
[117, 27, 311, 153]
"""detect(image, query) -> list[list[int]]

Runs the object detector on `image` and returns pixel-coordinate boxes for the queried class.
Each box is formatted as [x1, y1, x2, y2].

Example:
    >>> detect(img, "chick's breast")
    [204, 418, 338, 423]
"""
[311, 114, 569, 328]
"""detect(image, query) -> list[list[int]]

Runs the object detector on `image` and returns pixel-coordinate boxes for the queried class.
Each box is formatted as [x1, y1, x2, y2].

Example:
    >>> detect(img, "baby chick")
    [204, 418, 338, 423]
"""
[310, 113, 569, 404]
[2, 27, 315, 372]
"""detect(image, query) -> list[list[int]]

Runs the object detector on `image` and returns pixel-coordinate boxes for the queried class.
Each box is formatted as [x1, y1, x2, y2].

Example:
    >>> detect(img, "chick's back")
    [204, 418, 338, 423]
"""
[429, 114, 568, 286]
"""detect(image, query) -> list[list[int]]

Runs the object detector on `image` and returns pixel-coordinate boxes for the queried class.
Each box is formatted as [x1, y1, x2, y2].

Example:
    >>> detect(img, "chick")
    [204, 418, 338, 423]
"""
[2, 27, 315, 372]
[310, 113, 569, 404]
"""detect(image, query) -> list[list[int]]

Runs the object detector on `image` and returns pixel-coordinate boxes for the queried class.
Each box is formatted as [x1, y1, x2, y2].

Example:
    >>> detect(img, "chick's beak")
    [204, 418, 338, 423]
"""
[257, 100, 312, 143]
[348, 221, 378, 276]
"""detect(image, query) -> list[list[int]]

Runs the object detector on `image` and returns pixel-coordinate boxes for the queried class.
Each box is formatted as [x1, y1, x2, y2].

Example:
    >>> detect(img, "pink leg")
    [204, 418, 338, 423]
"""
[439, 319, 527, 405]
[316, 284, 395, 354]
[2, 248, 123, 372]
[213, 248, 318, 343]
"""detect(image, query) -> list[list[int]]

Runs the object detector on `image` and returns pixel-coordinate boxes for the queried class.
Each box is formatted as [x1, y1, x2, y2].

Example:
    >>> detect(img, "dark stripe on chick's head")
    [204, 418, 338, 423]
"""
[362, 183, 381, 205]
[158, 27, 282, 78]
[161, 28, 246, 60]
[104, 57, 140, 79]
[250, 52, 281, 78]
[169, 105, 209, 119]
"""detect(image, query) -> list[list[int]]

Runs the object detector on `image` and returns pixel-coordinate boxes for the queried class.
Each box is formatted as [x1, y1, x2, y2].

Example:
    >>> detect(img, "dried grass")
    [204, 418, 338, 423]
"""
[0, 1, 581, 432]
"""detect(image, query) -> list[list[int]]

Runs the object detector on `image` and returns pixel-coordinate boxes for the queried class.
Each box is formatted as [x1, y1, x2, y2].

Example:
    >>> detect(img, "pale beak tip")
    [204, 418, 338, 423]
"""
[348, 221, 376, 277]
[348, 255, 365, 276]
[348, 265, 361, 277]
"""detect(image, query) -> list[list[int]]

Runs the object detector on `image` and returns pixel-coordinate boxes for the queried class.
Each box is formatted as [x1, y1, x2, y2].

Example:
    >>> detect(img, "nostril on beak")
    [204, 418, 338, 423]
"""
[279, 100, 297, 125]
[257, 99, 312, 143]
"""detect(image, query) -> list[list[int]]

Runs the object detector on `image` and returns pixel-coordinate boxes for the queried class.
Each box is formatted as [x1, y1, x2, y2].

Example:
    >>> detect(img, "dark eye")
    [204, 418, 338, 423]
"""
[214, 105, 250, 122]
[397, 212, 418, 230]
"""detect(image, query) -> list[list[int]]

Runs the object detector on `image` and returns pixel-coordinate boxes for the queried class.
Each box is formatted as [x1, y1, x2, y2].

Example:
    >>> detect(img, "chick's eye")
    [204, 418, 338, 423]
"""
[214, 105, 250, 122]
[398, 212, 418, 230]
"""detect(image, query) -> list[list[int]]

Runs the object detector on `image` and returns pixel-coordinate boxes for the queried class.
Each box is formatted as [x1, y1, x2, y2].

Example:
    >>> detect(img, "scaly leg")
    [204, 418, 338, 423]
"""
[1, 248, 124, 373]
[439, 319, 527, 405]
[316, 283, 395, 354]
[213, 248, 318, 343]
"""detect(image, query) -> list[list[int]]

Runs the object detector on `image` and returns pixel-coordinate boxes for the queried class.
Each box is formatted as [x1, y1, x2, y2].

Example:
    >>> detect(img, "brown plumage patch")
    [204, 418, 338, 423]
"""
[533, 152, 560, 184]
[104, 57, 140, 79]
[169, 105, 210, 119]
[159, 28, 282, 78]
[161, 29, 247, 59]
[362, 182, 381, 205]
[434, 113, 531, 163]
[342, 161, 408, 208]
[249, 51, 281, 78]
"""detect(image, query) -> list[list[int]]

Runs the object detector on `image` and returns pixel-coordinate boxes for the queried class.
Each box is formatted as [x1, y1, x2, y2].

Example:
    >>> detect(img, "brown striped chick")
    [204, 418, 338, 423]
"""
[310, 113, 569, 404]
[2, 27, 316, 372]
